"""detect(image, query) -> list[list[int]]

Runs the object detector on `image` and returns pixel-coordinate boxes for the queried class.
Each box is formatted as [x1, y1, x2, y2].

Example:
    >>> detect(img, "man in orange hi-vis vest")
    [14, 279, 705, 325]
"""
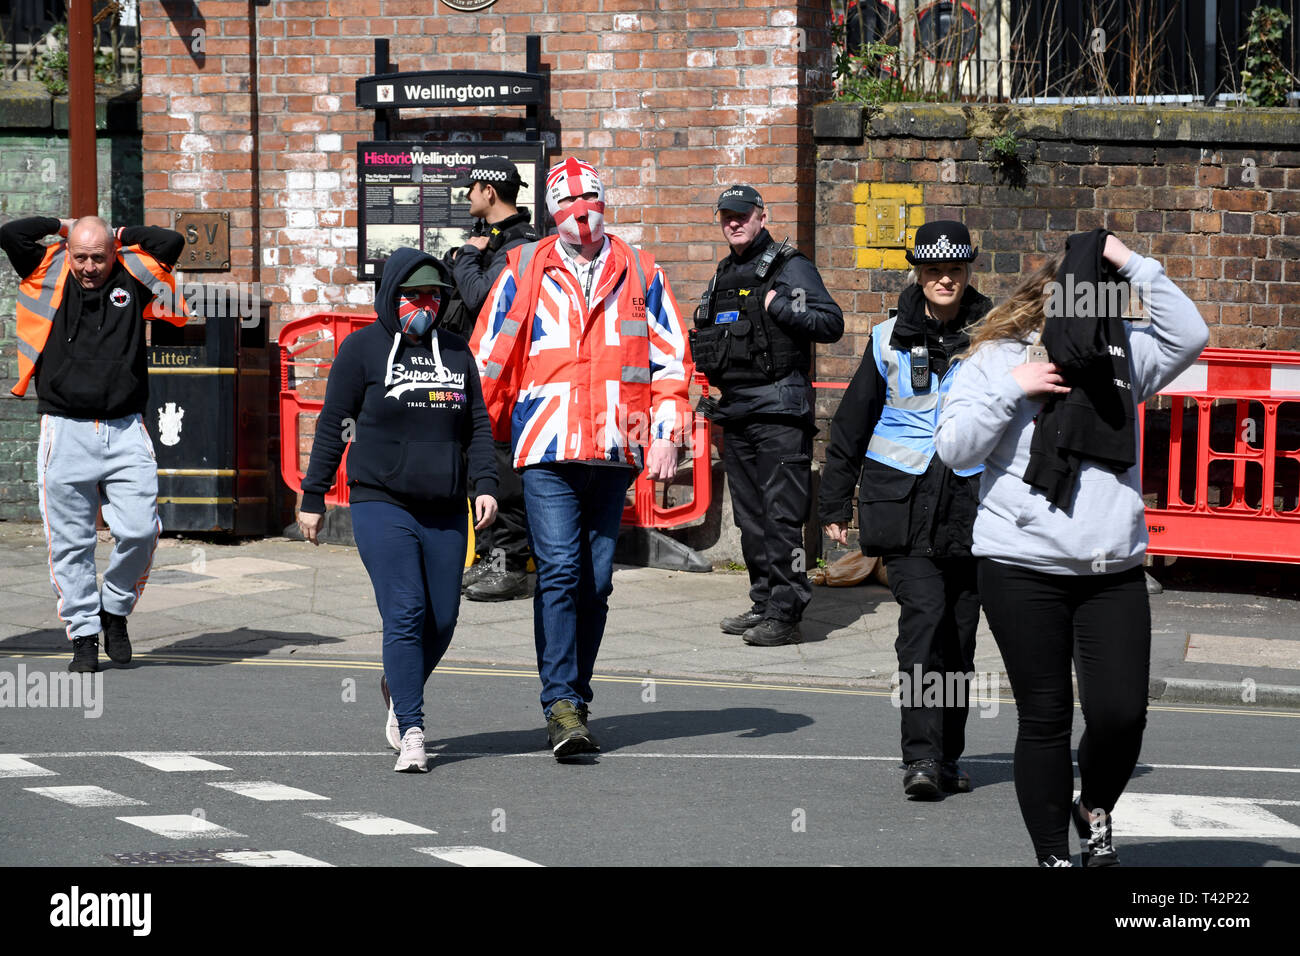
[471, 158, 694, 760]
[2, 215, 185, 674]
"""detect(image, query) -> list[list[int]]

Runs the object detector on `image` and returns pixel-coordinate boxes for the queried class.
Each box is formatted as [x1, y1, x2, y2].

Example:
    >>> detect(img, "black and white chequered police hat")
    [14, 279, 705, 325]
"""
[451, 156, 528, 190]
[906, 220, 978, 265]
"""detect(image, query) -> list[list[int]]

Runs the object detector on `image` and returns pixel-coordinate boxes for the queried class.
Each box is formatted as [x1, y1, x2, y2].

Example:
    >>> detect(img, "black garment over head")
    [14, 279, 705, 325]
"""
[1024, 228, 1137, 510]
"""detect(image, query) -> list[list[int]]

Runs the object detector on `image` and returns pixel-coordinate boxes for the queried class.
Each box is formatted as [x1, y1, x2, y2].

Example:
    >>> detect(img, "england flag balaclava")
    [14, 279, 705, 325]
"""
[546, 157, 606, 247]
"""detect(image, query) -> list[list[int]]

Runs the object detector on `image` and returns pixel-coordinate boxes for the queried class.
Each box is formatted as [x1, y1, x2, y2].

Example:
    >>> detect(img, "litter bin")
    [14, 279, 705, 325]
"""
[145, 304, 273, 534]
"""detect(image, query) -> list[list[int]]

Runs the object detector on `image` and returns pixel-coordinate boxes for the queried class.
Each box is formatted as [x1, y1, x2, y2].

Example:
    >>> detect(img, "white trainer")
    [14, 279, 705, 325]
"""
[381, 675, 400, 751]
[394, 726, 428, 773]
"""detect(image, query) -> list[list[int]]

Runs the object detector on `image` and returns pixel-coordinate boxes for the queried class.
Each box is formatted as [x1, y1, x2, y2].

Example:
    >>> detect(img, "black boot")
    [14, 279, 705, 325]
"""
[100, 610, 132, 664]
[903, 759, 942, 800]
[741, 619, 801, 646]
[719, 605, 764, 635]
[465, 569, 531, 602]
[69, 636, 99, 673]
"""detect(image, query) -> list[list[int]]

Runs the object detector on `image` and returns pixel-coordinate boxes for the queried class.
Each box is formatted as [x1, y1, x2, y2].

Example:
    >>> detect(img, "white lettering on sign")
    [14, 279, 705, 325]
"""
[399, 83, 521, 103]
[363, 150, 479, 166]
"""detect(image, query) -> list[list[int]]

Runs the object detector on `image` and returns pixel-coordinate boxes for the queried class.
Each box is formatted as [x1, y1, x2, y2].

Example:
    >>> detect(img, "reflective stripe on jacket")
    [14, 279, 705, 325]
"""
[866, 317, 982, 478]
[470, 234, 693, 469]
[11, 239, 186, 397]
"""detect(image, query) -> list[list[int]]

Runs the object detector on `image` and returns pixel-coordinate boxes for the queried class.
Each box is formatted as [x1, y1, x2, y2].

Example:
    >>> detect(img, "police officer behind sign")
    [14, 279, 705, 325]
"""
[693, 186, 844, 646]
[447, 155, 540, 602]
[818, 220, 992, 800]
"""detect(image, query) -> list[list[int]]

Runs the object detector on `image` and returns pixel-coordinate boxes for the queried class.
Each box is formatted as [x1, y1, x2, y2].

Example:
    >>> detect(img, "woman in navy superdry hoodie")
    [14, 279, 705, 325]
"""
[298, 247, 499, 772]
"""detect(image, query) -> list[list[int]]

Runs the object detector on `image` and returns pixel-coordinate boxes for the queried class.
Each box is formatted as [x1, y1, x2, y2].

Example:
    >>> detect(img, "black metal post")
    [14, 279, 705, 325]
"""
[375, 38, 391, 139]
[526, 34, 540, 139]
[1204, 0, 1218, 105]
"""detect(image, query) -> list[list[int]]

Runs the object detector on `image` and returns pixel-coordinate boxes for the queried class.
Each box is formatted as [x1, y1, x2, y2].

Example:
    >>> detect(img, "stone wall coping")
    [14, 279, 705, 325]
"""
[814, 101, 1300, 147]
[0, 80, 141, 133]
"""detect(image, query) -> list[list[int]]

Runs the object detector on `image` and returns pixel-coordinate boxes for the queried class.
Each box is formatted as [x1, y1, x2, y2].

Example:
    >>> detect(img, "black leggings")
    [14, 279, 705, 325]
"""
[978, 559, 1151, 861]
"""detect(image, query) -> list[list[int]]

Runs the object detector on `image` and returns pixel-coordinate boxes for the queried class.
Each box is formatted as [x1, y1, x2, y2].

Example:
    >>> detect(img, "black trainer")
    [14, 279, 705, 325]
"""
[1074, 798, 1119, 867]
[903, 759, 942, 800]
[100, 610, 132, 664]
[465, 569, 530, 602]
[720, 605, 764, 635]
[742, 619, 801, 646]
[939, 761, 972, 793]
[69, 636, 99, 673]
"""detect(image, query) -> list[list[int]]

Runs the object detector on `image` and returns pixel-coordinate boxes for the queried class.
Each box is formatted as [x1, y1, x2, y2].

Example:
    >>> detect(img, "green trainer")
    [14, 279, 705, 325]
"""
[547, 700, 597, 759]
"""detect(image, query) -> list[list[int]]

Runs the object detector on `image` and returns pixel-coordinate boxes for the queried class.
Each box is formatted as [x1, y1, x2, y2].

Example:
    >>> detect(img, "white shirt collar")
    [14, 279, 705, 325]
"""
[556, 236, 611, 304]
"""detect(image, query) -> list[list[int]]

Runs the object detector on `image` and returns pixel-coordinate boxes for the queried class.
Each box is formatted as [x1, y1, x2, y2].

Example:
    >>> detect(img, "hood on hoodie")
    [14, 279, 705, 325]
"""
[376, 247, 453, 336]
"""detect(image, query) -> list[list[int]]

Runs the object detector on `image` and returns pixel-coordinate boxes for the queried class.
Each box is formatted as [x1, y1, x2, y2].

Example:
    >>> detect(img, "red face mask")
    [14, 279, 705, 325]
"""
[398, 291, 442, 335]
[553, 197, 607, 246]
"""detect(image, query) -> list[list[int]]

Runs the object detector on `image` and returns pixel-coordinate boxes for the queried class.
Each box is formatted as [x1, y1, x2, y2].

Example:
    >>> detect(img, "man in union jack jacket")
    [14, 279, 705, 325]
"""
[471, 158, 694, 759]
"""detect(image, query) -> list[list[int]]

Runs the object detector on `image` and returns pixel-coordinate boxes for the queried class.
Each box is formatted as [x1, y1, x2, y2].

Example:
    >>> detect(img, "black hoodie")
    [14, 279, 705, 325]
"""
[1024, 228, 1136, 509]
[300, 247, 498, 514]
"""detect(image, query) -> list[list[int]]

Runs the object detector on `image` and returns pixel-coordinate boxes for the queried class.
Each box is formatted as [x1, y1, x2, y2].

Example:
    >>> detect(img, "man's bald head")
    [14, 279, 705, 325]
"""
[67, 216, 115, 290]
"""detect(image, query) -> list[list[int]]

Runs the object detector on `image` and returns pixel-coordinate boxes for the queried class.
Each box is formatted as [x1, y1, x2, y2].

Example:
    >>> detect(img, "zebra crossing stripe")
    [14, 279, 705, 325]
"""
[216, 850, 333, 867]
[413, 846, 543, 867]
[116, 815, 246, 839]
[121, 753, 231, 772]
[0, 755, 56, 778]
[304, 811, 435, 835]
[25, 785, 147, 807]
[1114, 792, 1300, 839]
[207, 781, 329, 801]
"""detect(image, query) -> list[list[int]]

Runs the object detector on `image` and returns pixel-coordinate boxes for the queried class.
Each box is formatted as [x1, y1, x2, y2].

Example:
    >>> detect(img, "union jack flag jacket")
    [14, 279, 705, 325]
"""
[470, 234, 694, 469]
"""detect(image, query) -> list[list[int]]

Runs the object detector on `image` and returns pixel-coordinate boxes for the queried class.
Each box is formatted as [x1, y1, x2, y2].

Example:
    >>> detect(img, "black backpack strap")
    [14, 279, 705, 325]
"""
[485, 221, 539, 254]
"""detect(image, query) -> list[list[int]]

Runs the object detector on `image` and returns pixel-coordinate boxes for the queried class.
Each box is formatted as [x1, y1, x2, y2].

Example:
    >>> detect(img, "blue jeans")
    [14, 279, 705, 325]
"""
[352, 500, 465, 737]
[521, 463, 633, 716]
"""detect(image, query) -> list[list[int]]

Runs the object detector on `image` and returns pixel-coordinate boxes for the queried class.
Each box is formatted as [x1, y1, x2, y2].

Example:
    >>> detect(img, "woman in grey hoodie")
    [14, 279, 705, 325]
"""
[935, 233, 1208, 866]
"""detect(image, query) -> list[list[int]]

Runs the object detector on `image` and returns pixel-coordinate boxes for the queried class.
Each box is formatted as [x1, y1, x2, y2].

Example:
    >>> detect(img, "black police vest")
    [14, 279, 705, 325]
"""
[691, 250, 807, 387]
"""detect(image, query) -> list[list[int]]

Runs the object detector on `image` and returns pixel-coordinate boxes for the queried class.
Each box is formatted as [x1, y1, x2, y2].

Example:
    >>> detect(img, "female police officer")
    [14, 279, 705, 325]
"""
[819, 221, 992, 799]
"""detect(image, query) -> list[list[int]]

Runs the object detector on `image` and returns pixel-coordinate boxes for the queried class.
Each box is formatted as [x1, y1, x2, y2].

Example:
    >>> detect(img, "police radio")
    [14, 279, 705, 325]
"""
[754, 237, 791, 281]
[910, 345, 931, 390]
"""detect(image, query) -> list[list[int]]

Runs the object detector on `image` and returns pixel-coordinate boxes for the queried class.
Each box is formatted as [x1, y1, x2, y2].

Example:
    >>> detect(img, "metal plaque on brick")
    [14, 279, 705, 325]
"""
[356, 71, 543, 109]
[357, 140, 544, 282]
[174, 212, 230, 271]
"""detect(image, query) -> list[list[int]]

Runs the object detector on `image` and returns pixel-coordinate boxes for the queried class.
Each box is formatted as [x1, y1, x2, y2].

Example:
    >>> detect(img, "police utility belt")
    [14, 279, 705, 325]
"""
[690, 239, 803, 388]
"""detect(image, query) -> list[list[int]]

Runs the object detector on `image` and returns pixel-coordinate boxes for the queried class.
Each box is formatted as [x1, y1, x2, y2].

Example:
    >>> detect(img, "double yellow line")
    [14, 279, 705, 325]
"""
[1, 649, 1296, 719]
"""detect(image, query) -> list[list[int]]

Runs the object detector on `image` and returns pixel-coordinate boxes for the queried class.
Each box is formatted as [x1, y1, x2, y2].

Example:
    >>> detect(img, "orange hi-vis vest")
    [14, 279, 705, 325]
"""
[11, 239, 187, 398]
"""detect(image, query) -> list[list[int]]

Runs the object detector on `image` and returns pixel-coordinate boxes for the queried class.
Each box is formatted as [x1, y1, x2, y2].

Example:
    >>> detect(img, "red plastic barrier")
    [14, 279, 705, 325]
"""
[621, 372, 713, 529]
[279, 311, 378, 507]
[1141, 348, 1300, 563]
[279, 313, 713, 528]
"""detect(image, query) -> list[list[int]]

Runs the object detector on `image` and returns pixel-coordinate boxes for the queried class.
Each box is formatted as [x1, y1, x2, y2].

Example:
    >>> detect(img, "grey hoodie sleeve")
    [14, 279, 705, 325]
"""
[1121, 254, 1209, 404]
[934, 344, 1028, 473]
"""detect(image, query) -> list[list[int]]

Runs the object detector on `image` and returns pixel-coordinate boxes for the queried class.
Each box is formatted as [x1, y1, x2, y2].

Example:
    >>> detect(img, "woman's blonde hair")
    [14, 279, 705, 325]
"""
[965, 255, 1062, 354]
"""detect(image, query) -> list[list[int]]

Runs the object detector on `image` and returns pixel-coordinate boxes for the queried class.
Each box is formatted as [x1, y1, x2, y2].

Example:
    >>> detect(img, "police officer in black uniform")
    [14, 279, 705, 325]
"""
[447, 156, 540, 601]
[693, 186, 844, 646]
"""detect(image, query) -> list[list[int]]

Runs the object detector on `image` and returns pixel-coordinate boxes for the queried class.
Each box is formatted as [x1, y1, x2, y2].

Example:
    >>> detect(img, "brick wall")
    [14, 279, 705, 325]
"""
[139, 0, 833, 329]
[813, 103, 1300, 451]
[138, 0, 833, 477]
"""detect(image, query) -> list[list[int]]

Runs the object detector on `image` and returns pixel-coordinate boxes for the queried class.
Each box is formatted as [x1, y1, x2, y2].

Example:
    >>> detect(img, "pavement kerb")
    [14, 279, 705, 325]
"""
[1148, 677, 1300, 709]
